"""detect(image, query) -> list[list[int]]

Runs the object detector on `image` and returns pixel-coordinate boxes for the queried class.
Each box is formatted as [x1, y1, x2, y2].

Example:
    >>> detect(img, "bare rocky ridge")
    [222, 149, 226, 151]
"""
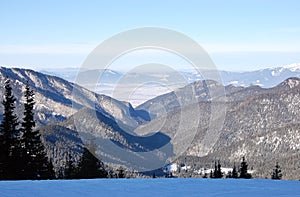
[0, 67, 146, 128]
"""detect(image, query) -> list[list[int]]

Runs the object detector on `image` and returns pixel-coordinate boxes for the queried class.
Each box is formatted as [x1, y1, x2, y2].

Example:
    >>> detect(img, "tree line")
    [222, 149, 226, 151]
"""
[207, 156, 252, 179]
[206, 156, 282, 180]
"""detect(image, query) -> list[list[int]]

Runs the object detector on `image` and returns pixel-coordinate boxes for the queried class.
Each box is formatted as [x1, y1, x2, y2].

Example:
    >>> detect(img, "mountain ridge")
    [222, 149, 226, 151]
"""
[35, 63, 300, 106]
[0, 66, 299, 179]
[0, 66, 148, 129]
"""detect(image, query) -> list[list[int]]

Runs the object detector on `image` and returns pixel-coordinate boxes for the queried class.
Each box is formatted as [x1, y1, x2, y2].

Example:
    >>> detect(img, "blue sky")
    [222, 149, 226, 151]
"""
[0, 0, 300, 71]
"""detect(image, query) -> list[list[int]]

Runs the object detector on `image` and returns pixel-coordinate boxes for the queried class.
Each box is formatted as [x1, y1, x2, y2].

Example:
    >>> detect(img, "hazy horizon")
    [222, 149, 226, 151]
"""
[1, 62, 300, 73]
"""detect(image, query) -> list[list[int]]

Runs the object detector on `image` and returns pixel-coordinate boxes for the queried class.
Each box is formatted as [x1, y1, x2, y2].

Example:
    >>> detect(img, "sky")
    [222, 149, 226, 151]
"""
[0, 0, 300, 71]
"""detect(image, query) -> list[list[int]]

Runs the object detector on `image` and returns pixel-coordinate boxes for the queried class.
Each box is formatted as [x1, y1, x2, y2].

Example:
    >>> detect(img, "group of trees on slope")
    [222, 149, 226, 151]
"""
[61, 151, 128, 179]
[0, 79, 54, 180]
[0, 79, 108, 180]
[208, 157, 252, 179]
[60, 147, 108, 179]
[206, 157, 282, 180]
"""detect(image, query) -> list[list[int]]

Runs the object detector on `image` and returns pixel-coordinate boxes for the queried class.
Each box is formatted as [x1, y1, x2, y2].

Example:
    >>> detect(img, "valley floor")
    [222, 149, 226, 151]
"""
[0, 178, 299, 197]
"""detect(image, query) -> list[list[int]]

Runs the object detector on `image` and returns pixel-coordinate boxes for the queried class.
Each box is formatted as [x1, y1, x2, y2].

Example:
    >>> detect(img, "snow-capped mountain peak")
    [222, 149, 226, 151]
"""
[282, 63, 300, 72]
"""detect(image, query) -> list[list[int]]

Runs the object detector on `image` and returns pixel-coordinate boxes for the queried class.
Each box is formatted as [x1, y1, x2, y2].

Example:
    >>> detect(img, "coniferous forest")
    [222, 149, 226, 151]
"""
[0, 80, 109, 180]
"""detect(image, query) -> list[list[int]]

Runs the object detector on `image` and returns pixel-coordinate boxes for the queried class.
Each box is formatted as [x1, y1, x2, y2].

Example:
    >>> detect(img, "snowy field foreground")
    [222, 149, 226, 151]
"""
[0, 178, 299, 197]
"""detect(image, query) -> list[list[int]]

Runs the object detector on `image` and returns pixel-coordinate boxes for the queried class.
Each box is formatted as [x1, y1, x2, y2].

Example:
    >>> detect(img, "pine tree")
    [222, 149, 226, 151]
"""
[213, 161, 218, 178]
[77, 147, 107, 179]
[0, 79, 22, 180]
[209, 170, 213, 178]
[232, 163, 238, 178]
[212, 160, 222, 178]
[217, 160, 223, 178]
[21, 82, 55, 179]
[216, 161, 223, 178]
[64, 151, 77, 179]
[152, 172, 156, 178]
[271, 162, 282, 180]
[239, 156, 252, 179]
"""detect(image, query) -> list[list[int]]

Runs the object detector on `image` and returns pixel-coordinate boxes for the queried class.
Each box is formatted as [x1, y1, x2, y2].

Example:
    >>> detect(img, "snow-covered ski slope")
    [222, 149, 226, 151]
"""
[0, 178, 299, 197]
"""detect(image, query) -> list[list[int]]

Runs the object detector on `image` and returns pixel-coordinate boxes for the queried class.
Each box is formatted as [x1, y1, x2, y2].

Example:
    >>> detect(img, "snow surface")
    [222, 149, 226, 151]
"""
[0, 179, 299, 197]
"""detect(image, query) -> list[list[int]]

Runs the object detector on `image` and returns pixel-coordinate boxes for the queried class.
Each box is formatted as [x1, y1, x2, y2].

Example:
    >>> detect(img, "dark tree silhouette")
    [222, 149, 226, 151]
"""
[212, 160, 223, 178]
[239, 156, 252, 179]
[21, 82, 55, 179]
[0, 79, 23, 180]
[64, 151, 77, 179]
[152, 173, 156, 178]
[213, 161, 218, 178]
[232, 163, 238, 178]
[271, 162, 282, 180]
[209, 170, 213, 178]
[77, 147, 107, 179]
[217, 161, 223, 178]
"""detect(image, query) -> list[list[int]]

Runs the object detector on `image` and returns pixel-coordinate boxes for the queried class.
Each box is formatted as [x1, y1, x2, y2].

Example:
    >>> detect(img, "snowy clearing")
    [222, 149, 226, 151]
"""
[0, 178, 299, 197]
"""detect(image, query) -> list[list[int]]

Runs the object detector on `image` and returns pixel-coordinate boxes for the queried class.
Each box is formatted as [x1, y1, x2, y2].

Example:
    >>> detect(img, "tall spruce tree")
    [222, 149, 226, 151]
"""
[212, 160, 222, 178]
[21, 82, 55, 179]
[209, 170, 213, 178]
[217, 161, 223, 178]
[232, 163, 238, 178]
[216, 161, 223, 178]
[0, 79, 23, 180]
[77, 147, 107, 179]
[271, 162, 282, 180]
[213, 161, 218, 178]
[239, 156, 252, 179]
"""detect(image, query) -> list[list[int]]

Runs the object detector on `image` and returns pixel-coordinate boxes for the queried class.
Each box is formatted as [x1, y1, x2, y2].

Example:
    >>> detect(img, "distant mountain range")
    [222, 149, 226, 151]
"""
[40, 63, 300, 88]
[39, 63, 300, 106]
[0, 66, 300, 179]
